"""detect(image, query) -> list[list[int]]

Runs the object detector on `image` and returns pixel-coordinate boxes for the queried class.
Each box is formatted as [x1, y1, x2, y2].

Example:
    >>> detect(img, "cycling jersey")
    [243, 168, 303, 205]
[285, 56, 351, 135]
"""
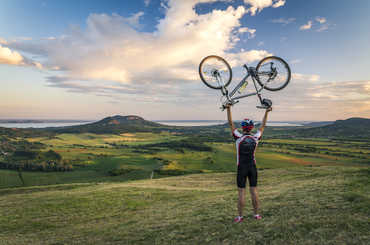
[233, 129, 261, 166]
[233, 129, 261, 188]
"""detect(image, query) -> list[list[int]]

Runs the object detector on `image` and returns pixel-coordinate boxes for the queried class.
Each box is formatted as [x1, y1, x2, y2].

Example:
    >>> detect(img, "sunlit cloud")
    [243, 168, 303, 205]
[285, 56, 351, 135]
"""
[292, 73, 320, 82]
[0, 45, 24, 65]
[0, 44, 43, 69]
[244, 0, 285, 16]
[3, 0, 281, 99]
[315, 17, 326, 24]
[299, 21, 312, 30]
[0, 37, 8, 45]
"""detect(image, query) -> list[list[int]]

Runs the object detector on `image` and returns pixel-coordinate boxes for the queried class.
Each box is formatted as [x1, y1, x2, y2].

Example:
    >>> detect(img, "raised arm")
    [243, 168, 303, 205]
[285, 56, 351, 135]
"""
[258, 107, 272, 136]
[226, 105, 236, 134]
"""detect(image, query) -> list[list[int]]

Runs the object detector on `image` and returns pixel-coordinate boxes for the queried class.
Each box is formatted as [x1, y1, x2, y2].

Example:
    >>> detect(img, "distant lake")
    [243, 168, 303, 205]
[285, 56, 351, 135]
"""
[0, 122, 92, 128]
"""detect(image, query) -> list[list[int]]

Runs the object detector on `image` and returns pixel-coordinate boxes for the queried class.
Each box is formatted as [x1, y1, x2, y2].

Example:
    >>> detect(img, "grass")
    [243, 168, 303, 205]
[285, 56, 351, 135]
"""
[0, 166, 369, 244]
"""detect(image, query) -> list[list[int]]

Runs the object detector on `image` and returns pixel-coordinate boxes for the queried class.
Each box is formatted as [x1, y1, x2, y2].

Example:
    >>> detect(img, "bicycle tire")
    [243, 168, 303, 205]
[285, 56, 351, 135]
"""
[256, 56, 291, 91]
[199, 55, 232, 89]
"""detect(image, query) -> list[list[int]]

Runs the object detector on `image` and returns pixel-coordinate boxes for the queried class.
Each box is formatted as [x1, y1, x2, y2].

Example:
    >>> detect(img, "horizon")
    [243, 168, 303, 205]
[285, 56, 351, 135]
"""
[0, 114, 369, 123]
[1, 0, 369, 121]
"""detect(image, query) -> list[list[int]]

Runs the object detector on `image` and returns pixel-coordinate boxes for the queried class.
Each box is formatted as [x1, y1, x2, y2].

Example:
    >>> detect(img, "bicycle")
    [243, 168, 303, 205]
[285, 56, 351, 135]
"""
[198, 55, 291, 110]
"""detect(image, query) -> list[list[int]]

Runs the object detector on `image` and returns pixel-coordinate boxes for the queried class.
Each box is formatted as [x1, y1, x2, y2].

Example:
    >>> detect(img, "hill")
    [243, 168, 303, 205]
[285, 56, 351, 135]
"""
[288, 117, 370, 139]
[44, 115, 168, 134]
[0, 166, 369, 244]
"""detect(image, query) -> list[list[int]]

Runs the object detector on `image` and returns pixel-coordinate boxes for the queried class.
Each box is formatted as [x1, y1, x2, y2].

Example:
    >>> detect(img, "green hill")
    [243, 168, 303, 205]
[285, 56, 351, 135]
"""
[45, 115, 167, 134]
[273, 118, 370, 139]
[0, 166, 368, 244]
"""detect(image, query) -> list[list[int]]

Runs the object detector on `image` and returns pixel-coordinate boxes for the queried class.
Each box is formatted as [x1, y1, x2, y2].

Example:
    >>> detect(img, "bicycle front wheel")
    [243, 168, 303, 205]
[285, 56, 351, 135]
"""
[199, 55, 232, 89]
[256, 56, 291, 91]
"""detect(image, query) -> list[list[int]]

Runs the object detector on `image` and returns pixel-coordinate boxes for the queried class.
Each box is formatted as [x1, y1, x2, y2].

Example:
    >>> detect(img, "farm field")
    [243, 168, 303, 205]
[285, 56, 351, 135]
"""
[1, 131, 368, 189]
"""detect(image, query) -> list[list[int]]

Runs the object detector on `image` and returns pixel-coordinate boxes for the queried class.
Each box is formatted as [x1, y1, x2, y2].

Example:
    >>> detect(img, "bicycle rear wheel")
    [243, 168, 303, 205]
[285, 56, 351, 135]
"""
[256, 56, 291, 91]
[199, 55, 232, 89]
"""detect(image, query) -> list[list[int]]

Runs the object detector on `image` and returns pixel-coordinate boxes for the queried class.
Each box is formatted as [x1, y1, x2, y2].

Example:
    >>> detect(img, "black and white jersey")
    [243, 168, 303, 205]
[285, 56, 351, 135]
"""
[233, 129, 261, 166]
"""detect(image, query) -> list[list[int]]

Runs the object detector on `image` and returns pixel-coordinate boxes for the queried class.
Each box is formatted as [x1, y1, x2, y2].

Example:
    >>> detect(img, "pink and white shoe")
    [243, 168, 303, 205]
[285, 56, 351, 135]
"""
[254, 214, 262, 220]
[234, 216, 244, 223]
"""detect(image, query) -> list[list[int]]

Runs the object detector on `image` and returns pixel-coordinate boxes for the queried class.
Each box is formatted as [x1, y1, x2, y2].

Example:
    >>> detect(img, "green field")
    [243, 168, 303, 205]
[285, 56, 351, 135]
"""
[1, 132, 369, 189]
[0, 166, 369, 244]
[0, 126, 369, 244]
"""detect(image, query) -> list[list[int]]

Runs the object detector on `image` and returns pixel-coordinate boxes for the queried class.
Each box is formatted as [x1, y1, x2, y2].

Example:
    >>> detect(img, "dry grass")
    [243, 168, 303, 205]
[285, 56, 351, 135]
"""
[0, 166, 369, 245]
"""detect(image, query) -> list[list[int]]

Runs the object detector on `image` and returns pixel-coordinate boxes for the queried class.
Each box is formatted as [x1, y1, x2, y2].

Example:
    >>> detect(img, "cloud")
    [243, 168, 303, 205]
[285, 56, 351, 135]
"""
[272, 0, 285, 8]
[0, 45, 24, 65]
[315, 17, 326, 24]
[0, 37, 7, 45]
[144, 0, 151, 7]
[290, 59, 301, 64]
[0, 44, 43, 69]
[299, 21, 312, 30]
[244, 0, 285, 16]
[2, 0, 280, 105]
[238, 27, 256, 38]
[271, 17, 296, 25]
[292, 73, 320, 82]
[226, 49, 273, 67]
[259, 79, 370, 120]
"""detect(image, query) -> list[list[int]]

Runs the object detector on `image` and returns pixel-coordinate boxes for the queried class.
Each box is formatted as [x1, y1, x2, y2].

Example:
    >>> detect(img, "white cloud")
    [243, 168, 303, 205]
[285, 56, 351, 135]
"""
[292, 73, 320, 82]
[238, 27, 256, 38]
[271, 17, 296, 25]
[0, 44, 43, 69]
[144, 0, 151, 7]
[299, 20, 312, 30]
[244, 0, 285, 16]
[290, 59, 301, 64]
[315, 17, 326, 24]
[226, 49, 273, 66]
[3, 0, 278, 103]
[0, 45, 24, 65]
[0, 37, 7, 45]
[272, 0, 285, 8]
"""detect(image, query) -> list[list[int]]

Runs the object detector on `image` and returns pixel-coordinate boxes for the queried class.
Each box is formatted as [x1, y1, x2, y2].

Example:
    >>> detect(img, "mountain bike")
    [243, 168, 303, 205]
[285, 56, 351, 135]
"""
[199, 55, 291, 110]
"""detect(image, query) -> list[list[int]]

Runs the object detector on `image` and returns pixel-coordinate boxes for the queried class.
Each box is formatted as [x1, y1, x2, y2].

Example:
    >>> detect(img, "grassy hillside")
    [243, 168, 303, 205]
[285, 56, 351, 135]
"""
[0, 166, 369, 244]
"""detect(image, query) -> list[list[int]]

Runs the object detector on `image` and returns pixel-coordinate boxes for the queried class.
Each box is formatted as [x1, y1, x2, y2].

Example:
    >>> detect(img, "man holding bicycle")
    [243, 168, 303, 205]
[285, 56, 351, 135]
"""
[225, 103, 272, 222]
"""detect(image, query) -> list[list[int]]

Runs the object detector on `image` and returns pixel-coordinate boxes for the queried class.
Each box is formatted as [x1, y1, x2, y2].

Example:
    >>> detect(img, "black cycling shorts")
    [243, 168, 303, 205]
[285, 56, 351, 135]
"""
[237, 164, 258, 188]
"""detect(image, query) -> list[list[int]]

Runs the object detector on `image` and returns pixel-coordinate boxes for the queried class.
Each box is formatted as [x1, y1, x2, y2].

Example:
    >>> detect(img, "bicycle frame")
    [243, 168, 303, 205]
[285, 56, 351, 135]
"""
[218, 65, 266, 107]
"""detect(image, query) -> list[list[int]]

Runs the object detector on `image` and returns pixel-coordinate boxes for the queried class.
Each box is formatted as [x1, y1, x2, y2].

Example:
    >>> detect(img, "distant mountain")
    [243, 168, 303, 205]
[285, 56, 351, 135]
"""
[45, 115, 167, 134]
[289, 117, 370, 139]
[302, 121, 333, 127]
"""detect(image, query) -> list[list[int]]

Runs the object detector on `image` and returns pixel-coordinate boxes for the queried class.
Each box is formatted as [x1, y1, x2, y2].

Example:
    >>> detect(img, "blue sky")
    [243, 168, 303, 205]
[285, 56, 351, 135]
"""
[0, 0, 369, 121]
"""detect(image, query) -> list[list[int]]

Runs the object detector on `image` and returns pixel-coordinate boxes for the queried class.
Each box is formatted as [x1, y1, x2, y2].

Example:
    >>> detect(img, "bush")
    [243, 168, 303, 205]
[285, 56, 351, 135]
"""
[108, 166, 141, 176]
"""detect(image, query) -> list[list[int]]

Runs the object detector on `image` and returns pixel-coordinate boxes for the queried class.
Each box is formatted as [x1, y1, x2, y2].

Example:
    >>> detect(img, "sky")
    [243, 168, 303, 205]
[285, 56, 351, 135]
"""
[0, 0, 369, 121]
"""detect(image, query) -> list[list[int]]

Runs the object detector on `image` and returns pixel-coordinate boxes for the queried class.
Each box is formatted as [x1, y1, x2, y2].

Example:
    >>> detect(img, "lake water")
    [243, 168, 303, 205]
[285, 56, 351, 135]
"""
[0, 122, 92, 128]
[0, 121, 303, 128]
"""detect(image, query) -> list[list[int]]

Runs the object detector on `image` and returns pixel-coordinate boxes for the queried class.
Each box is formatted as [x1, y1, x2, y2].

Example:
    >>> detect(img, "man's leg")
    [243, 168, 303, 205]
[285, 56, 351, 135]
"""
[238, 188, 246, 217]
[249, 187, 259, 215]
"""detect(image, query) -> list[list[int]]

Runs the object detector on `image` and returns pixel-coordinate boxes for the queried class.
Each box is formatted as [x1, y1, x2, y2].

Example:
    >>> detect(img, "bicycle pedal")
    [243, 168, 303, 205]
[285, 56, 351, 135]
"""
[256, 105, 268, 109]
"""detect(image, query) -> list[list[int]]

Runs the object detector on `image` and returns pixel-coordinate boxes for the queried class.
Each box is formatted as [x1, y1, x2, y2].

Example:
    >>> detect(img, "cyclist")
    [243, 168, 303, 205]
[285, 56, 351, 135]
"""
[225, 103, 272, 222]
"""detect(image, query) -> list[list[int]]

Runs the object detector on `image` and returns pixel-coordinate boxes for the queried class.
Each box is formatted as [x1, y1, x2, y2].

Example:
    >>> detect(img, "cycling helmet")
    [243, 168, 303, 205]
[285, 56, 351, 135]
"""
[241, 118, 254, 131]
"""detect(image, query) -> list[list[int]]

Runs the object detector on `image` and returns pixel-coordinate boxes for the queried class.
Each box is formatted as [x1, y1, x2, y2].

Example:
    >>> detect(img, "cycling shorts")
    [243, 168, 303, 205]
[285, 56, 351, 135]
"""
[237, 164, 258, 188]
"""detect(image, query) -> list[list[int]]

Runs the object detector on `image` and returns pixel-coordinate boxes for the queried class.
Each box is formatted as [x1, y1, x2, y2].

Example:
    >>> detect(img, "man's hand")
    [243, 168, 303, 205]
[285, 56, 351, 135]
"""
[266, 107, 272, 112]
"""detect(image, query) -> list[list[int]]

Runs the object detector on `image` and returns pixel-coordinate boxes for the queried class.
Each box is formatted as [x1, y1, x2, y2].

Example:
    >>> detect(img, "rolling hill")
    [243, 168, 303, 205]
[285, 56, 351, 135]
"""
[289, 117, 370, 139]
[44, 115, 167, 134]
